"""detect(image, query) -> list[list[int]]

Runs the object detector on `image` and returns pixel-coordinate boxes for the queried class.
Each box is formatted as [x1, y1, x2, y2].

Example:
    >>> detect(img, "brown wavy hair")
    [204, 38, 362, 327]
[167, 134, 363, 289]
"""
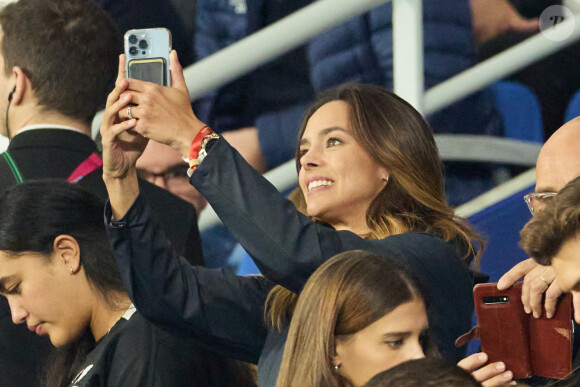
[519, 175, 580, 265]
[275, 250, 434, 387]
[267, 83, 483, 330]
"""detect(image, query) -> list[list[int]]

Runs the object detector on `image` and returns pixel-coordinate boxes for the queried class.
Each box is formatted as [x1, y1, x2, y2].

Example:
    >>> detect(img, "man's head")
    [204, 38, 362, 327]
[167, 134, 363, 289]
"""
[136, 141, 207, 213]
[520, 176, 580, 297]
[0, 0, 120, 136]
[536, 117, 580, 193]
[524, 117, 580, 214]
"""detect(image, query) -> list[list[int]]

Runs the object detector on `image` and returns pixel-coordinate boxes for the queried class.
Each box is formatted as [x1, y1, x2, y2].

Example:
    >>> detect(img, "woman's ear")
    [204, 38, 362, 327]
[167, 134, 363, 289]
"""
[52, 235, 81, 274]
[377, 165, 389, 185]
[332, 337, 344, 370]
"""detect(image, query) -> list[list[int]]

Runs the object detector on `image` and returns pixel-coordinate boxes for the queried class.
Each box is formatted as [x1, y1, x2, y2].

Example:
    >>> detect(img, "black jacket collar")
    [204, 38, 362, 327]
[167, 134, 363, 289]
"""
[8, 128, 97, 154]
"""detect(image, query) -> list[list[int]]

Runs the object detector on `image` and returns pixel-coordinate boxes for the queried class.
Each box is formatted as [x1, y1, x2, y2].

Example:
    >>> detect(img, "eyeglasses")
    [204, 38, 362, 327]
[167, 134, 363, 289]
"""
[137, 164, 189, 188]
[523, 191, 557, 215]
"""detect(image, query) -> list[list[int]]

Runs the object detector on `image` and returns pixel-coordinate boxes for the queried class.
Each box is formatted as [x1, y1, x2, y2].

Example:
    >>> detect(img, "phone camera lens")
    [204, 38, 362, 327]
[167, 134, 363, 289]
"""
[128, 35, 138, 44]
[138, 40, 148, 49]
[129, 46, 138, 56]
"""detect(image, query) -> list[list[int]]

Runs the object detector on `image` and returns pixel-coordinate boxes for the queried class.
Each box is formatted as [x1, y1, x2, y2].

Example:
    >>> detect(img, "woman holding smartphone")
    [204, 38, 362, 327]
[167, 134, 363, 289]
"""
[0, 180, 250, 387]
[100, 52, 510, 385]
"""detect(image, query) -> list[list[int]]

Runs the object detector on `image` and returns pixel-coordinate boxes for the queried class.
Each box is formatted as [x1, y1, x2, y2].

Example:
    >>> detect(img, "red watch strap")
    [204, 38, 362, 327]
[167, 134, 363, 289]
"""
[188, 126, 213, 161]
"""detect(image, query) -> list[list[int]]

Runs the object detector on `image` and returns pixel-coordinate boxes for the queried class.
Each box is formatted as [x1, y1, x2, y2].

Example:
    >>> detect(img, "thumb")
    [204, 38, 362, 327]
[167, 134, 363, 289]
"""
[169, 50, 188, 93]
[572, 292, 580, 324]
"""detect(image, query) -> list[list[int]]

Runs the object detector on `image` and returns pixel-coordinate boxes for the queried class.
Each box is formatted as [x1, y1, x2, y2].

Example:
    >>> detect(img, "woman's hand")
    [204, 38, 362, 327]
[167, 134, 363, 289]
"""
[118, 50, 208, 158]
[100, 54, 149, 180]
[458, 353, 515, 386]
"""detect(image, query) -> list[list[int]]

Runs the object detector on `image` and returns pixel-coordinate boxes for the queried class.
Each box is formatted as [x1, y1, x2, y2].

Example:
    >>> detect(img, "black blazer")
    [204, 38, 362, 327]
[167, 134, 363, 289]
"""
[0, 128, 203, 387]
[107, 138, 475, 386]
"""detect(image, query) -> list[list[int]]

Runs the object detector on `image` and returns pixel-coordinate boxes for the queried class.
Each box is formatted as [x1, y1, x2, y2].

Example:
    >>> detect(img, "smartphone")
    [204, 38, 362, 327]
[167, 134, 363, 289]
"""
[473, 282, 572, 379]
[474, 283, 531, 378]
[124, 28, 171, 86]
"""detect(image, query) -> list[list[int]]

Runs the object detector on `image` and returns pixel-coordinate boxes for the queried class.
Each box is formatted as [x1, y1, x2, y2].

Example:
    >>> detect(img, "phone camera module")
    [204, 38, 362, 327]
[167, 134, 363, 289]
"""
[129, 46, 138, 56]
[128, 34, 138, 44]
[138, 40, 148, 49]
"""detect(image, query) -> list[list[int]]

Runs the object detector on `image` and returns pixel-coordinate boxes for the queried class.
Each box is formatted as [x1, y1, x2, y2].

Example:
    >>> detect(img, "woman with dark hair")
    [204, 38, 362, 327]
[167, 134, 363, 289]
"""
[100, 52, 510, 386]
[0, 180, 251, 387]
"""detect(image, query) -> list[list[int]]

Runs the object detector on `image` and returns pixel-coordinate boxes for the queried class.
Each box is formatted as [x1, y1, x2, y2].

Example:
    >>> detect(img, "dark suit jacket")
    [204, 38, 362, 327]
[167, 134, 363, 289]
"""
[0, 128, 203, 387]
[107, 139, 474, 386]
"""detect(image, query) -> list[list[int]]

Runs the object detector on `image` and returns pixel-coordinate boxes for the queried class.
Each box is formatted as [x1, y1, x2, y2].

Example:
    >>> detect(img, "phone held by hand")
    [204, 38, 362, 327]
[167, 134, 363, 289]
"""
[473, 282, 572, 379]
[124, 28, 171, 86]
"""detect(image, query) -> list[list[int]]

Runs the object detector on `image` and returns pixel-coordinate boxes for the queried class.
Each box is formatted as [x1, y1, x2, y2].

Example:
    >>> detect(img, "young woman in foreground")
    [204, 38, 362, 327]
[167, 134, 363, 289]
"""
[100, 52, 511, 385]
[0, 181, 248, 387]
[278, 250, 514, 387]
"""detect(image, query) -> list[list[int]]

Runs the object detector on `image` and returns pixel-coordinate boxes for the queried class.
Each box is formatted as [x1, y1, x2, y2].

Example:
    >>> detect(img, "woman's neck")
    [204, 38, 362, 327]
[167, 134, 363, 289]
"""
[90, 292, 133, 341]
[327, 214, 372, 237]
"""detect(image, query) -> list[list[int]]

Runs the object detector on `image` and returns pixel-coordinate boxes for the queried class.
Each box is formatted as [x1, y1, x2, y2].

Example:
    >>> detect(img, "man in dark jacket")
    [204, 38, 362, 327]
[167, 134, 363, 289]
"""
[0, 1, 203, 385]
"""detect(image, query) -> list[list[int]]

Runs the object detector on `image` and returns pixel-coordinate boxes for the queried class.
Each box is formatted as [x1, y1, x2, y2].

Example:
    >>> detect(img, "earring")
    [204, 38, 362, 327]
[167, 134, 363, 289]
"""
[69, 267, 74, 274]
[333, 364, 340, 371]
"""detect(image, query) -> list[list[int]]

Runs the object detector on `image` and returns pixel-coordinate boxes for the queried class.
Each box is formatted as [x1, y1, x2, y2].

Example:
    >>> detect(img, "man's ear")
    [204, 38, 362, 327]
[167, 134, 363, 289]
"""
[10, 66, 30, 105]
[52, 235, 81, 274]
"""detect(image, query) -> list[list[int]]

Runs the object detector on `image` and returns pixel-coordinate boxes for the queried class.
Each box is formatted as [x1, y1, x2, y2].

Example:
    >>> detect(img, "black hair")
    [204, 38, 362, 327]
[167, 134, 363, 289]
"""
[363, 358, 481, 387]
[0, 180, 124, 300]
[0, 180, 125, 387]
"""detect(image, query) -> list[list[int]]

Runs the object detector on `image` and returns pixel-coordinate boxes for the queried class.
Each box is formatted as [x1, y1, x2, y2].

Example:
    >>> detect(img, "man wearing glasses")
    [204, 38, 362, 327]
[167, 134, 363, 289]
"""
[498, 117, 580, 319]
[519, 175, 580, 323]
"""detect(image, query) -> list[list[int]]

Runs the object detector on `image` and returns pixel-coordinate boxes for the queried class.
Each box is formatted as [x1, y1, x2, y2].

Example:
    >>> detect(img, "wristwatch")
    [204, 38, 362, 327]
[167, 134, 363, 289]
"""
[187, 133, 220, 177]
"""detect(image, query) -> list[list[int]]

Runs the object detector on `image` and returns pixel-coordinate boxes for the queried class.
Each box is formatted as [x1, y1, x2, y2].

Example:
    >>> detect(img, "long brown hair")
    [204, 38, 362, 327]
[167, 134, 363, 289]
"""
[267, 83, 483, 329]
[275, 250, 431, 387]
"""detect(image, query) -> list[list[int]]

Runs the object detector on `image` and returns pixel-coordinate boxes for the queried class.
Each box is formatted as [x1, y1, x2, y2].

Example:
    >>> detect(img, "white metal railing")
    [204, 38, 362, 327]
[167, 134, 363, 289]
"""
[198, 135, 541, 230]
[196, 6, 580, 230]
[455, 168, 536, 218]
[183, 0, 393, 100]
[393, 0, 423, 111]
[424, 14, 580, 115]
[91, 0, 395, 138]
[87, 1, 580, 230]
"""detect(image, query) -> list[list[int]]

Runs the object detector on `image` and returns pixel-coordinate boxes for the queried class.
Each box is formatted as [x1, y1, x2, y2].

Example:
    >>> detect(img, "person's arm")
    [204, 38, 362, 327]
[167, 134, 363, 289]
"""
[117, 52, 464, 296]
[99, 53, 149, 219]
[100, 55, 271, 362]
[105, 194, 272, 362]
[190, 138, 344, 293]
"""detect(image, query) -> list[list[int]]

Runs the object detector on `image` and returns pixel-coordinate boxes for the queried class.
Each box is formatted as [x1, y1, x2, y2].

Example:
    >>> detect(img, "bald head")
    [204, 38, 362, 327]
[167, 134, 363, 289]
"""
[536, 117, 580, 193]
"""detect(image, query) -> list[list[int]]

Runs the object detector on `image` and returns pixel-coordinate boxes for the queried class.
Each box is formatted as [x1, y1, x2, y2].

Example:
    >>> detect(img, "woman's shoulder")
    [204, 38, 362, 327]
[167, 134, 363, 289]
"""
[369, 232, 470, 274]
[383, 232, 458, 251]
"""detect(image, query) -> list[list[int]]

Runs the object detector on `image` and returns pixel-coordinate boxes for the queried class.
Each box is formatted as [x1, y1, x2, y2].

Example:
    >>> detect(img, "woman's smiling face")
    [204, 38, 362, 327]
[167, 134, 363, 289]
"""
[298, 100, 388, 233]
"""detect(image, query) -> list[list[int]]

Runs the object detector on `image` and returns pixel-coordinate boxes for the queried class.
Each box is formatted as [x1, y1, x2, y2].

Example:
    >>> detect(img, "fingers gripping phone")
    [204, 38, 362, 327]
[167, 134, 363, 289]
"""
[474, 282, 572, 379]
[124, 28, 171, 86]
